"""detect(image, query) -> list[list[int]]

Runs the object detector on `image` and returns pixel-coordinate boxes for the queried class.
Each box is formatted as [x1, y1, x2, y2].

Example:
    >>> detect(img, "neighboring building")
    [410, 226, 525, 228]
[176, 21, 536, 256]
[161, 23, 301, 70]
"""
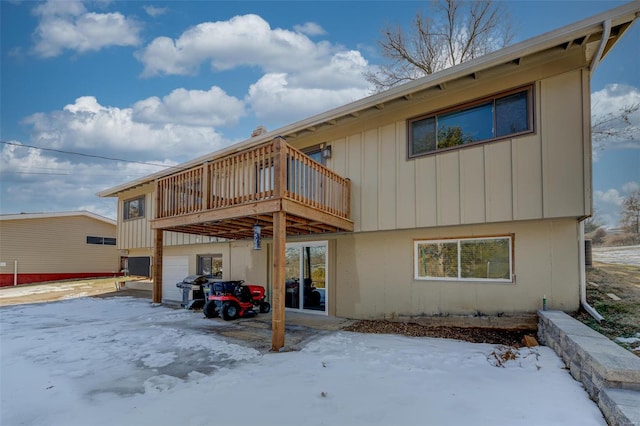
[0, 211, 119, 286]
[99, 4, 638, 332]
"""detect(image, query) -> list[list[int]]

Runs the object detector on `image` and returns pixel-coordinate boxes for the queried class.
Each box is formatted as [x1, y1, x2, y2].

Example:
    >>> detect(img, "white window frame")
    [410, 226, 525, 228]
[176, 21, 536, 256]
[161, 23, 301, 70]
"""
[285, 240, 329, 316]
[414, 235, 513, 283]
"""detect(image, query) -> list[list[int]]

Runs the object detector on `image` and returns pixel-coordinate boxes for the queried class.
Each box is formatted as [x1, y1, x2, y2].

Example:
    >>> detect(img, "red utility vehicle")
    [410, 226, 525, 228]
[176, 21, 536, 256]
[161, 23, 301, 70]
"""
[203, 280, 270, 321]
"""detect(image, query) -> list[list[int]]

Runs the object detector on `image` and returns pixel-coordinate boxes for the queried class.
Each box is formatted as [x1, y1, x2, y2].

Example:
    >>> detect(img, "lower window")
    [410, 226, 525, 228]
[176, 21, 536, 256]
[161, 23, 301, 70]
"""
[197, 254, 223, 278]
[414, 236, 513, 282]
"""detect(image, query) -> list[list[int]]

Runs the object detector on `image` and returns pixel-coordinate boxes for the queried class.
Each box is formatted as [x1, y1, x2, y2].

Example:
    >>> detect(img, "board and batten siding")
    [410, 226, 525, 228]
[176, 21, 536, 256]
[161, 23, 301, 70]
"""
[0, 215, 118, 274]
[293, 68, 590, 233]
[117, 184, 220, 250]
[116, 67, 591, 246]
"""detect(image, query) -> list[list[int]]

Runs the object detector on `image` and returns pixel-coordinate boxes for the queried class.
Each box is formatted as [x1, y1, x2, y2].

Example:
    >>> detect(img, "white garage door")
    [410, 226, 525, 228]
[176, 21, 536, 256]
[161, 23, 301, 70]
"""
[162, 256, 189, 303]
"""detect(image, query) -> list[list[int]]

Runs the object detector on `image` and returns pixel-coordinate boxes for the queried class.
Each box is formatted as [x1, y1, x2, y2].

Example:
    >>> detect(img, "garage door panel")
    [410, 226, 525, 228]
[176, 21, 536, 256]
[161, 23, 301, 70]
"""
[162, 256, 189, 303]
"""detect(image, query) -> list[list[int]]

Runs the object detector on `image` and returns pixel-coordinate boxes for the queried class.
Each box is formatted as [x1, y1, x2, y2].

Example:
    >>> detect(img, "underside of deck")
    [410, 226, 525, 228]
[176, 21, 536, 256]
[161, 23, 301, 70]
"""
[152, 198, 353, 239]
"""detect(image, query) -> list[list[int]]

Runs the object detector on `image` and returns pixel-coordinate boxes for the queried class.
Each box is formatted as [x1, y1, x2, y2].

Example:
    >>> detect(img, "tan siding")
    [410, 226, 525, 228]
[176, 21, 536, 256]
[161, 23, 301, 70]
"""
[541, 71, 585, 218]
[345, 134, 363, 232]
[512, 134, 544, 219]
[415, 156, 438, 227]
[581, 68, 594, 217]
[395, 123, 416, 229]
[229, 240, 268, 285]
[112, 60, 590, 249]
[118, 185, 154, 250]
[331, 137, 348, 177]
[287, 69, 588, 232]
[437, 151, 461, 225]
[116, 183, 221, 250]
[162, 242, 230, 277]
[0, 216, 118, 274]
[378, 124, 397, 230]
[361, 129, 379, 231]
[485, 140, 513, 222]
[460, 146, 486, 224]
[333, 219, 580, 319]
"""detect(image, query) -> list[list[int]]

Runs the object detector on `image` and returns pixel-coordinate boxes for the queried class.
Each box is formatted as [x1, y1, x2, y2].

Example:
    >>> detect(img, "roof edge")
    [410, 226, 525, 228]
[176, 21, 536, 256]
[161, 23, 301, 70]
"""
[98, 1, 640, 198]
[0, 210, 116, 226]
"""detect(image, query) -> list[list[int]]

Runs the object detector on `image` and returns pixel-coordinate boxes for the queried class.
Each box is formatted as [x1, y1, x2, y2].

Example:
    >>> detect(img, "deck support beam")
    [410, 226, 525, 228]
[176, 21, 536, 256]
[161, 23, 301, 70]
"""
[271, 210, 286, 351]
[153, 229, 163, 303]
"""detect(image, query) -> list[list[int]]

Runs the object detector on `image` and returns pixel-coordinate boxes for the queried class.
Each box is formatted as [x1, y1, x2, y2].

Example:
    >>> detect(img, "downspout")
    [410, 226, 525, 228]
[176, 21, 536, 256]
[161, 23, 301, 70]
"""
[580, 221, 603, 322]
[579, 20, 610, 323]
[589, 19, 611, 73]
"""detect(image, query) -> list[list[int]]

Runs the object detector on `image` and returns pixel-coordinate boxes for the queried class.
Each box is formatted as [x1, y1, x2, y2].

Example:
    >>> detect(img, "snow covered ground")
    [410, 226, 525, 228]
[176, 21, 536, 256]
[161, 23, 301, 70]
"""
[1, 297, 606, 426]
[592, 245, 640, 266]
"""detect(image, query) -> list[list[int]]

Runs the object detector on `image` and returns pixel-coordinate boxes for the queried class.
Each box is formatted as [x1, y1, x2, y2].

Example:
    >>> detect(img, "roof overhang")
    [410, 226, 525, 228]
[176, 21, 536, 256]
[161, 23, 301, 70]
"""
[98, 2, 640, 199]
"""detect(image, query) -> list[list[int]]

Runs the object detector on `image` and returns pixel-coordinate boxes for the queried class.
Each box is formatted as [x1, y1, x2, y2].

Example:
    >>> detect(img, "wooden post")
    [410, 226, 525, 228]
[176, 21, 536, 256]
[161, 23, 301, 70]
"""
[271, 136, 288, 351]
[153, 229, 163, 303]
[201, 163, 209, 211]
[271, 210, 286, 351]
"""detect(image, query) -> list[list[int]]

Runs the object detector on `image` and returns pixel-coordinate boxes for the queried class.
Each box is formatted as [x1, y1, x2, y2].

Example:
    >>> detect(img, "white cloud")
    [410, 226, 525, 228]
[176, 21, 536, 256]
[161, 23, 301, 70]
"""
[594, 188, 625, 206]
[593, 181, 639, 228]
[591, 84, 640, 149]
[0, 141, 164, 217]
[245, 49, 371, 124]
[143, 5, 168, 18]
[246, 73, 370, 124]
[622, 181, 640, 194]
[132, 86, 246, 127]
[136, 14, 336, 77]
[134, 14, 373, 125]
[293, 22, 326, 36]
[32, 0, 141, 57]
[22, 96, 227, 162]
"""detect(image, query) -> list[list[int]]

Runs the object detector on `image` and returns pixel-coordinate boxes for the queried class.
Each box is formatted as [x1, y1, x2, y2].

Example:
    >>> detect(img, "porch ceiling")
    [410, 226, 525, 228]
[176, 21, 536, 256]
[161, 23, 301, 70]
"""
[151, 198, 354, 240]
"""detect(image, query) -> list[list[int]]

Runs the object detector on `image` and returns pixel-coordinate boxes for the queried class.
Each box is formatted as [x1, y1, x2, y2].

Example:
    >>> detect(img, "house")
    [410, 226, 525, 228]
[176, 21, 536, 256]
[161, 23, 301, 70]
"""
[0, 211, 119, 286]
[99, 3, 640, 350]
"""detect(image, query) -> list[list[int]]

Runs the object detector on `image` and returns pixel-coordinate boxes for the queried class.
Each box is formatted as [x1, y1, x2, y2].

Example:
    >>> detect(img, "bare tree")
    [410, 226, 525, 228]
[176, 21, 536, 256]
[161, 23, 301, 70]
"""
[592, 103, 640, 149]
[365, 0, 514, 92]
[584, 211, 604, 234]
[619, 190, 640, 235]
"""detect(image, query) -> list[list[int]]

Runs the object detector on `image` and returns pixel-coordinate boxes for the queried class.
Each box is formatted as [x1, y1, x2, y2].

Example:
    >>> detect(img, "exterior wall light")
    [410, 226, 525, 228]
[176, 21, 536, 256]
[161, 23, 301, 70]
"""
[322, 145, 332, 159]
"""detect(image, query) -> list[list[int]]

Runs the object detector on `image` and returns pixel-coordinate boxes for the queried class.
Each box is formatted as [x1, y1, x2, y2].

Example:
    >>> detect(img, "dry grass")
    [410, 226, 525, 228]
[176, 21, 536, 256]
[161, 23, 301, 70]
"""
[573, 262, 640, 356]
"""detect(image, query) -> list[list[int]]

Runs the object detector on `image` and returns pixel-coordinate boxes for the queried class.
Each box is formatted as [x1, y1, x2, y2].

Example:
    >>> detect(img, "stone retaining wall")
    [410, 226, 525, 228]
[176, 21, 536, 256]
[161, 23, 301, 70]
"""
[538, 310, 640, 426]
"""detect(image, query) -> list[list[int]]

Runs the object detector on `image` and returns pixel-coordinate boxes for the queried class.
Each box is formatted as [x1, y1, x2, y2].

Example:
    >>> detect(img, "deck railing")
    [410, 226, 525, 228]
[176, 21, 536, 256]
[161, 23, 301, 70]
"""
[156, 138, 350, 221]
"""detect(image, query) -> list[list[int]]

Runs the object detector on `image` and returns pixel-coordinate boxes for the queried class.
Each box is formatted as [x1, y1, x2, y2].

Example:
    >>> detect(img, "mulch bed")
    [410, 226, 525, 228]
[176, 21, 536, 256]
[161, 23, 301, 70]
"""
[344, 320, 536, 346]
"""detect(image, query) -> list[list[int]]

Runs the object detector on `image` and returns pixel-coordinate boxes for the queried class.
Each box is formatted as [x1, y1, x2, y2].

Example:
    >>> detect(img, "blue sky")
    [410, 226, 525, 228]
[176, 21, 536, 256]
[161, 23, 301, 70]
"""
[1, 0, 638, 228]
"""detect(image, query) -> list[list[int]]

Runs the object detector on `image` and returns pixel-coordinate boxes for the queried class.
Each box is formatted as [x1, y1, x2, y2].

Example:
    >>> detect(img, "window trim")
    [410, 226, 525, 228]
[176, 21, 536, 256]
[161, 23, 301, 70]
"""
[123, 195, 145, 221]
[197, 253, 223, 278]
[413, 235, 514, 283]
[86, 236, 117, 246]
[407, 85, 534, 159]
[301, 143, 327, 166]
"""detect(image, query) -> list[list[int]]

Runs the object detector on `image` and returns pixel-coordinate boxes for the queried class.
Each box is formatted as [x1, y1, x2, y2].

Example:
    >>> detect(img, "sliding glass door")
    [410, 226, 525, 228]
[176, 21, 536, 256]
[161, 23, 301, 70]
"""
[284, 241, 327, 314]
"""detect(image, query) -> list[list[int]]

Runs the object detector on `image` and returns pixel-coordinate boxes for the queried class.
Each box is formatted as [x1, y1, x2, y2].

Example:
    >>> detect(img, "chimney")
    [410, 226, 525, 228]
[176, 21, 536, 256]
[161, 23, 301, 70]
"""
[251, 125, 267, 138]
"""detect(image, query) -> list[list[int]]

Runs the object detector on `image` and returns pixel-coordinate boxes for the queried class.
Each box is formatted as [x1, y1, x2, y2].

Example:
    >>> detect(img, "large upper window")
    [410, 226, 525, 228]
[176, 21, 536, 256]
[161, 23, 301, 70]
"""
[123, 196, 145, 220]
[414, 236, 513, 282]
[408, 86, 533, 158]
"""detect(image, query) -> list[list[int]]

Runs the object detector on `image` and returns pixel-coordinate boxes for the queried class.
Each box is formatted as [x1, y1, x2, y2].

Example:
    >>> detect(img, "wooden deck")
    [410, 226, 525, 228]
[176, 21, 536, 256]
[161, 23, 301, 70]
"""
[150, 137, 352, 351]
[151, 137, 353, 237]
